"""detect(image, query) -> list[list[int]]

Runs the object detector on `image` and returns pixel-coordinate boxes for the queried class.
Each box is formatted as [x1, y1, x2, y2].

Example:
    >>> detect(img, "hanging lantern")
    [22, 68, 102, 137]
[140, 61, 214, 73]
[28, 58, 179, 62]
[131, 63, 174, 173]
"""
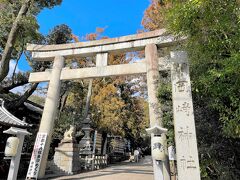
[4, 137, 19, 157]
[152, 136, 166, 161]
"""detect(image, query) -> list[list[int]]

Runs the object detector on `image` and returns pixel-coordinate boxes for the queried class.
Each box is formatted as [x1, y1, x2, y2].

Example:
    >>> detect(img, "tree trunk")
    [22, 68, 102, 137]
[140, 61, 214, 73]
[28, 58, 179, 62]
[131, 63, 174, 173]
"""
[83, 79, 93, 119]
[101, 132, 108, 155]
[59, 91, 69, 113]
[0, 0, 32, 82]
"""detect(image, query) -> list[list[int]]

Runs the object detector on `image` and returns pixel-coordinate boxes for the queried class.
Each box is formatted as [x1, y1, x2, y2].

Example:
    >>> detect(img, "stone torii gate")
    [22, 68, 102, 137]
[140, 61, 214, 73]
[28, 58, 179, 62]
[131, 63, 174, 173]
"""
[26, 29, 200, 180]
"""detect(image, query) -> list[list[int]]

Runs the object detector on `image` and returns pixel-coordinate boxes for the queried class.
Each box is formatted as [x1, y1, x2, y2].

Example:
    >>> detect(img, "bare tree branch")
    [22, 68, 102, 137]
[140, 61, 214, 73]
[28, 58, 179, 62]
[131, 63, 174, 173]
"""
[6, 82, 38, 109]
[12, 33, 25, 82]
[0, 79, 28, 93]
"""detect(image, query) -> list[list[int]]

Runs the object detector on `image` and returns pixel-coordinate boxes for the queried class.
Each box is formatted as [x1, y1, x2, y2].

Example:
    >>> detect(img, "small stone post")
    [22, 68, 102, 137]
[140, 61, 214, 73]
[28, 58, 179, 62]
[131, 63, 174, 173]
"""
[28, 56, 64, 178]
[145, 44, 170, 180]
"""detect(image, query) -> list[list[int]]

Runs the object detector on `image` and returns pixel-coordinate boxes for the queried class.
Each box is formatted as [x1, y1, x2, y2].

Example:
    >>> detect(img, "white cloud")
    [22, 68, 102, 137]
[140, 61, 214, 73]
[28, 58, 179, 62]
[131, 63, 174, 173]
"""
[10, 85, 26, 95]
[7, 60, 21, 77]
[8, 60, 26, 94]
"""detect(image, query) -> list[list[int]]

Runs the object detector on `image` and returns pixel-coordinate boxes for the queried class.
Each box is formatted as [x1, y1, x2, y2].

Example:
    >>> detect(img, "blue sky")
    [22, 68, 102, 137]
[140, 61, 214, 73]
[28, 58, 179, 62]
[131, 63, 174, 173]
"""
[18, 0, 150, 71]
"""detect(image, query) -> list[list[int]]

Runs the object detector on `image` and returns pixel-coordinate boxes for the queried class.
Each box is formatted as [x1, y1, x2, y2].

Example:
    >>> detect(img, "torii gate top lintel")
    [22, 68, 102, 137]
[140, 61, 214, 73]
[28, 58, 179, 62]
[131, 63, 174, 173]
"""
[27, 29, 185, 83]
[26, 29, 184, 61]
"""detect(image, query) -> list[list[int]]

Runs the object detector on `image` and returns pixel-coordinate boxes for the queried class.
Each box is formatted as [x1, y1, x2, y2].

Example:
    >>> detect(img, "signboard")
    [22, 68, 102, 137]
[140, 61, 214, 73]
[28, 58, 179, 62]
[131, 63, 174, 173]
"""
[26, 133, 47, 179]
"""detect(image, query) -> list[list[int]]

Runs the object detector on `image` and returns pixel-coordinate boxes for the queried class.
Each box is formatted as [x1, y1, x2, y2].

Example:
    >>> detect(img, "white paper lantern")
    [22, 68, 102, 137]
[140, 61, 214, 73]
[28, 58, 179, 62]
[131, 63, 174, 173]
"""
[152, 136, 166, 161]
[4, 137, 19, 157]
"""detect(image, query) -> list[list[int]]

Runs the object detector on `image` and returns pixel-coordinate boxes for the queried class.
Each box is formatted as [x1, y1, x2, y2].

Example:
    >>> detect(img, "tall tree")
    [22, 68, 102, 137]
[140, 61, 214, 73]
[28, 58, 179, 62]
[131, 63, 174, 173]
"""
[0, 0, 31, 82]
[91, 53, 149, 147]
[0, 0, 62, 82]
[3, 24, 72, 110]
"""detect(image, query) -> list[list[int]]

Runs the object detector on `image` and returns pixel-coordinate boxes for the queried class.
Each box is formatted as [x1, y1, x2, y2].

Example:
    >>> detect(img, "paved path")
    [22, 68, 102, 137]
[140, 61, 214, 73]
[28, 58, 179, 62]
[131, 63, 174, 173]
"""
[47, 156, 153, 180]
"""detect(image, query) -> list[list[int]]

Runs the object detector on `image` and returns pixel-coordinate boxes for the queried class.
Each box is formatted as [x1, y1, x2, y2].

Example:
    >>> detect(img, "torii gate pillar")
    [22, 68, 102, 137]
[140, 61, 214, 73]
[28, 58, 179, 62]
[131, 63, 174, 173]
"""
[146, 44, 170, 180]
[27, 56, 64, 179]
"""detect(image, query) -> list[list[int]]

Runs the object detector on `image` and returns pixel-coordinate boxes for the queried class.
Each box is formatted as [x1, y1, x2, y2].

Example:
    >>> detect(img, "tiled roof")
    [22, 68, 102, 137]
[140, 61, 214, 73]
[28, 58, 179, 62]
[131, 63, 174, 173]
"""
[0, 99, 31, 127]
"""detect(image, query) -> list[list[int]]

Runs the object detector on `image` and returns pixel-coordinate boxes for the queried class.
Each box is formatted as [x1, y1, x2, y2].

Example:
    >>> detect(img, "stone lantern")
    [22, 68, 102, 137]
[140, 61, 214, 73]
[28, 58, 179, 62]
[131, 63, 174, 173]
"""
[79, 115, 93, 155]
[146, 125, 168, 161]
[4, 127, 31, 180]
[146, 125, 168, 180]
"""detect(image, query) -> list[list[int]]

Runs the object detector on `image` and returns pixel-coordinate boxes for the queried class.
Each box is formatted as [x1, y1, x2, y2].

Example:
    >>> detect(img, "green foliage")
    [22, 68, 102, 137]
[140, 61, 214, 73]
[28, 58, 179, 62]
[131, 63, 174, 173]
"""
[166, 0, 240, 138]
[0, 0, 63, 55]
[167, 0, 240, 60]
[53, 111, 76, 140]
[0, 1, 41, 58]
[157, 72, 174, 145]
[28, 94, 45, 106]
[35, 0, 62, 9]
[0, 0, 64, 70]
[194, 54, 240, 138]
[51, 80, 86, 141]
[28, 24, 72, 72]
[46, 24, 72, 45]
[166, 0, 240, 178]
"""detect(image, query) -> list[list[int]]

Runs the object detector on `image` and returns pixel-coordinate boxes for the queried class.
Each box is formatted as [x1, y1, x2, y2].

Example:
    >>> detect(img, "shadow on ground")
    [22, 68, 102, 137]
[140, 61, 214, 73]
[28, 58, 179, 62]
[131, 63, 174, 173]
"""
[46, 156, 153, 180]
[57, 167, 153, 180]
